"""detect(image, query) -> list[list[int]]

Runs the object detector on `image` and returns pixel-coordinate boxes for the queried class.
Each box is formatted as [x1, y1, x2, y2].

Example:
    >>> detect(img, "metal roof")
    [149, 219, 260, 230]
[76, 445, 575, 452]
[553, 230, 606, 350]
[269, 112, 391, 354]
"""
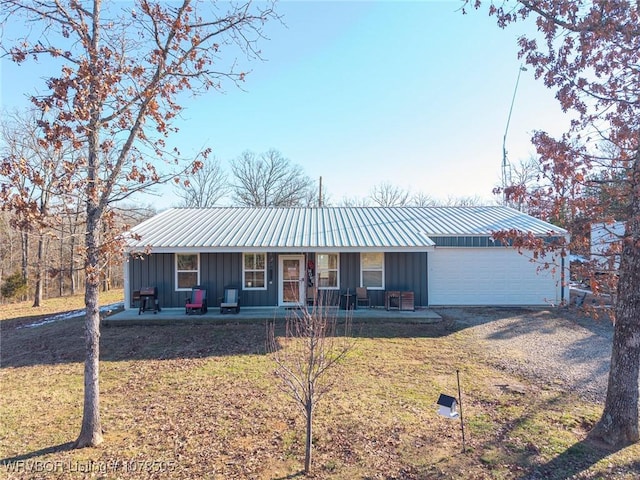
[125, 206, 567, 252]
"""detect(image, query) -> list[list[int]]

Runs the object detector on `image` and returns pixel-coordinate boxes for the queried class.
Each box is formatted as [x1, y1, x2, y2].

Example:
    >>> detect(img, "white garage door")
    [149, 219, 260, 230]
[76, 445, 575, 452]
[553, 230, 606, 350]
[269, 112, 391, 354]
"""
[428, 248, 563, 306]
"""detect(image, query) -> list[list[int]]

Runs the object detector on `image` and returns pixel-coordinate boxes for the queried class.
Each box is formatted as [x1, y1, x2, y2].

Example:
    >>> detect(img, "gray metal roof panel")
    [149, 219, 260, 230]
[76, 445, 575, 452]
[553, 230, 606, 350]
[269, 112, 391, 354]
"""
[126, 206, 566, 251]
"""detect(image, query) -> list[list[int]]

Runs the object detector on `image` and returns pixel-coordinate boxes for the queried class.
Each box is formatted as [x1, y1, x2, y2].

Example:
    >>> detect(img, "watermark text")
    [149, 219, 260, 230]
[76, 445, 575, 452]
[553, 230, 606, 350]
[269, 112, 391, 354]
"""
[3, 459, 177, 474]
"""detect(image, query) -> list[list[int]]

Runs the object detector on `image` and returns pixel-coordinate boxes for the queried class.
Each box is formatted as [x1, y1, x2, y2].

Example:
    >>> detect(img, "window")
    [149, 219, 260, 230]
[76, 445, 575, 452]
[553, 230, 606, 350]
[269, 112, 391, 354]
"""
[176, 253, 199, 291]
[317, 253, 339, 289]
[361, 252, 384, 289]
[243, 253, 267, 290]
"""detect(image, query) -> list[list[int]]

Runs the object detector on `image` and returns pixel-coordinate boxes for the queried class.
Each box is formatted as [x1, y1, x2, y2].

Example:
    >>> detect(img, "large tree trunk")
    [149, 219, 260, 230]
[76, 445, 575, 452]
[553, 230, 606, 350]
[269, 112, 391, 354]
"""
[74, 209, 103, 448]
[75, 0, 104, 447]
[591, 150, 640, 446]
[74, 253, 103, 446]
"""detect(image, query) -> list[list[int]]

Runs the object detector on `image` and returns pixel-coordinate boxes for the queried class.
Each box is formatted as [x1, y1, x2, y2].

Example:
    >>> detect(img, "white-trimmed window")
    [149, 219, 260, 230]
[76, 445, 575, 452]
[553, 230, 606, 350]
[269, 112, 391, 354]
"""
[317, 253, 339, 289]
[175, 253, 200, 291]
[361, 252, 384, 289]
[243, 253, 267, 290]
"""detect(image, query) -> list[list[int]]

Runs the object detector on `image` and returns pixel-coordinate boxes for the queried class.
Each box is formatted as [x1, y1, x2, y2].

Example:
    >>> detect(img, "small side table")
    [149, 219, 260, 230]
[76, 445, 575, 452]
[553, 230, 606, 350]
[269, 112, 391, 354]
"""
[400, 291, 415, 311]
[385, 291, 400, 310]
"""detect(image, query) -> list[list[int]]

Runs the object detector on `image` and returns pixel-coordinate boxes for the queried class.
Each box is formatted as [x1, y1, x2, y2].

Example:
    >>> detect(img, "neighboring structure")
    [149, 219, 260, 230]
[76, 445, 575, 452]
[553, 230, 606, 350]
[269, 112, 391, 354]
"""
[123, 206, 569, 310]
[590, 220, 625, 273]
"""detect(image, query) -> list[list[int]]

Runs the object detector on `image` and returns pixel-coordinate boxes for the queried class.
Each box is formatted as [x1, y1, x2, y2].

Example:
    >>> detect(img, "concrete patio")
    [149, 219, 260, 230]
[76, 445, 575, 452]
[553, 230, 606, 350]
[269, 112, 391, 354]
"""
[102, 305, 442, 327]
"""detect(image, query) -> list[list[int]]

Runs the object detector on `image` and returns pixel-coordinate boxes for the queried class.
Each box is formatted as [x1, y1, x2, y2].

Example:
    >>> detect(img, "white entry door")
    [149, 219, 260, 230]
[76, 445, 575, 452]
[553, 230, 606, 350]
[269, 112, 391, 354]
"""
[279, 255, 305, 306]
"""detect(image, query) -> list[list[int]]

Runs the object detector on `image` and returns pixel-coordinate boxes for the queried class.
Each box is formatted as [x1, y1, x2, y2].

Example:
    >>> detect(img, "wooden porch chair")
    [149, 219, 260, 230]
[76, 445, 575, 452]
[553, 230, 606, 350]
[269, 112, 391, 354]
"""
[356, 287, 370, 308]
[185, 286, 207, 315]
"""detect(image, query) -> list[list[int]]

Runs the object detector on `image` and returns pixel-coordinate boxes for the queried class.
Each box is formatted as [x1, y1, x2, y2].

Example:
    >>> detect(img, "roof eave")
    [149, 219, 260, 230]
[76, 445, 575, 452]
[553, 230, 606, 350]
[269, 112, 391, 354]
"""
[126, 245, 436, 254]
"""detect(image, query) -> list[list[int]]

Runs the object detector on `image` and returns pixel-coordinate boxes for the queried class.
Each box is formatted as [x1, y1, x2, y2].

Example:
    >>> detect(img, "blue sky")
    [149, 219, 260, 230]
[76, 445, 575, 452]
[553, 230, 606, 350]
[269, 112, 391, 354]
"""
[1, 1, 571, 208]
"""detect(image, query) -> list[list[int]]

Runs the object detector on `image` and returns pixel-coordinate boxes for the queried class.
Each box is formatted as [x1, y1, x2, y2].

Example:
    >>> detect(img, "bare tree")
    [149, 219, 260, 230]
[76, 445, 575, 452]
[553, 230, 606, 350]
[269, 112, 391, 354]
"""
[267, 301, 354, 474]
[0, 109, 71, 306]
[231, 149, 316, 206]
[1, 0, 278, 448]
[0, 211, 17, 297]
[496, 155, 542, 212]
[174, 155, 230, 207]
[63, 196, 84, 296]
[338, 189, 476, 208]
[369, 181, 411, 207]
[411, 192, 437, 207]
[337, 196, 371, 207]
[1, 112, 33, 290]
[438, 195, 484, 207]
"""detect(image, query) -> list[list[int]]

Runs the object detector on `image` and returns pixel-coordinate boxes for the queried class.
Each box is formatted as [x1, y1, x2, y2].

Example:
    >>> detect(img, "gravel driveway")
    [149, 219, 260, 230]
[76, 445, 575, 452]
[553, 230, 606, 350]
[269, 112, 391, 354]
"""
[434, 307, 615, 403]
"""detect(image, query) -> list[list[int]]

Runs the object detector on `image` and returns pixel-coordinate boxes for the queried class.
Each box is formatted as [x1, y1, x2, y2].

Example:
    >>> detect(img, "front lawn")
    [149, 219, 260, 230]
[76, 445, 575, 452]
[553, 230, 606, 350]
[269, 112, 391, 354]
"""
[1, 303, 638, 479]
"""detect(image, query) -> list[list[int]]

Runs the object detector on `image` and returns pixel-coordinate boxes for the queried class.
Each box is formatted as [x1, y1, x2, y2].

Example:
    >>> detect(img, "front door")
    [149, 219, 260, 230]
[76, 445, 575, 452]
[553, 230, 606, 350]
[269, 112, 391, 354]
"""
[279, 255, 305, 306]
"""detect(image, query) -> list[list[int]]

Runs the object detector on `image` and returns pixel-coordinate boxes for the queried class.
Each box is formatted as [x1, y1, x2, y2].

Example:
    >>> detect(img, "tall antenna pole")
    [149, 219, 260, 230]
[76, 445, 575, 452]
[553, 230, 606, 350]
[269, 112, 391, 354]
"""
[502, 65, 527, 205]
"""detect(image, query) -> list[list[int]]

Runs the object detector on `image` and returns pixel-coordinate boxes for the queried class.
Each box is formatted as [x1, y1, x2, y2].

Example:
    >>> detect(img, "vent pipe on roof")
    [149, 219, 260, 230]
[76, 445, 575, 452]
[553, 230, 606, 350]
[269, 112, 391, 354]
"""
[318, 176, 323, 207]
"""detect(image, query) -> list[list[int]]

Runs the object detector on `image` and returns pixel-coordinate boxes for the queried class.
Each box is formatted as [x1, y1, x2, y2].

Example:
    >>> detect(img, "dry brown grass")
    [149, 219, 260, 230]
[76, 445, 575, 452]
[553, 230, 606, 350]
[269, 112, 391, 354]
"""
[1, 301, 639, 479]
[0, 289, 124, 323]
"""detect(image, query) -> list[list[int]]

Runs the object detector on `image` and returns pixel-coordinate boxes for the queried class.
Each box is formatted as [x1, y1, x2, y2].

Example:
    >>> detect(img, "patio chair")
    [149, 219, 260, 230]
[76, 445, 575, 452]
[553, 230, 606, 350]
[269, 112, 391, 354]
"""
[185, 286, 207, 315]
[356, 287, 370, 308]
[220, 287, 240, 314]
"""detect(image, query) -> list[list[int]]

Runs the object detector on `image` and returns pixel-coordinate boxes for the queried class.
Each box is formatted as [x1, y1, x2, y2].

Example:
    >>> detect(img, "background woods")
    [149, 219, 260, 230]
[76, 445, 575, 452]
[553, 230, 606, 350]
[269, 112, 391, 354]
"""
[0, 109, 155, 304]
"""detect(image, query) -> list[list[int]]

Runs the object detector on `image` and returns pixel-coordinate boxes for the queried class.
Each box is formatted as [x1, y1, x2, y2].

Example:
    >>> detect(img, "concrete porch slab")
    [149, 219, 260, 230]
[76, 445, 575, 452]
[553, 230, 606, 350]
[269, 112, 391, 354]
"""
[102, 306, 442, 327]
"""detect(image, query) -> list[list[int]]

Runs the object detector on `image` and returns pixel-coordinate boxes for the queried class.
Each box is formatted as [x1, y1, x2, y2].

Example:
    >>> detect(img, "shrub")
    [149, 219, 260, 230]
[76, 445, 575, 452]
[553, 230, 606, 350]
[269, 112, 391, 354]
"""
[1, 271, 28, 300]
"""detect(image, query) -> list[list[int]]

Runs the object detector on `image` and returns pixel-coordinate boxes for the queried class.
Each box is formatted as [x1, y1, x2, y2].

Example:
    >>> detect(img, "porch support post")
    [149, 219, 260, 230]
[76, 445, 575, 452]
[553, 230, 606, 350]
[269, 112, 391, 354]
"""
[123, 253, 130, 310]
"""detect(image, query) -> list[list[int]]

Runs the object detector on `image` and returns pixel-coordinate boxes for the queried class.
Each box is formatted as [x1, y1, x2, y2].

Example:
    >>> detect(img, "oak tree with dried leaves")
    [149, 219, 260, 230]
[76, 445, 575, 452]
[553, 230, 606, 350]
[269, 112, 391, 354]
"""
[1, 0, 277, 448]
[468, 0, 639, 446]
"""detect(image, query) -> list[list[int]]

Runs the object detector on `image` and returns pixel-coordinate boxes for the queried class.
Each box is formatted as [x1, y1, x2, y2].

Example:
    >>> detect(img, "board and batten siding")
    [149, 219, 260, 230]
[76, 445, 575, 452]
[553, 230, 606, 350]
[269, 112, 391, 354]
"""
[336, 252, 427, 307]
[128, 251, 429, 308]
[384, 252, 428, 307]
[129, 253, 175, 308]
[128, 252, 278, 309]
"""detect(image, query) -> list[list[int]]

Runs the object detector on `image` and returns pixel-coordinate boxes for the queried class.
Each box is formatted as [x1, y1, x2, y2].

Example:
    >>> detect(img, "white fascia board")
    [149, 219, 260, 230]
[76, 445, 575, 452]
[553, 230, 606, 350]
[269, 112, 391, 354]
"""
[125, 245, 435, 254]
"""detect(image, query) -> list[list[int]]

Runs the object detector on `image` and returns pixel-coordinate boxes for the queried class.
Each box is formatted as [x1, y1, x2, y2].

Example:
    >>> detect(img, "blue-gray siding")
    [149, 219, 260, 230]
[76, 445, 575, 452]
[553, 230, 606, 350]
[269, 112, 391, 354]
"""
[128, 251, 428, 309]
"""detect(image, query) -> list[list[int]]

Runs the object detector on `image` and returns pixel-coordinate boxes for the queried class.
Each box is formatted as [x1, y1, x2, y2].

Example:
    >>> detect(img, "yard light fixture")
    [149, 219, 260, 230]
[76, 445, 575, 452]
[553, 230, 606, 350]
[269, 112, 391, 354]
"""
[436, 369, 466, 452]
